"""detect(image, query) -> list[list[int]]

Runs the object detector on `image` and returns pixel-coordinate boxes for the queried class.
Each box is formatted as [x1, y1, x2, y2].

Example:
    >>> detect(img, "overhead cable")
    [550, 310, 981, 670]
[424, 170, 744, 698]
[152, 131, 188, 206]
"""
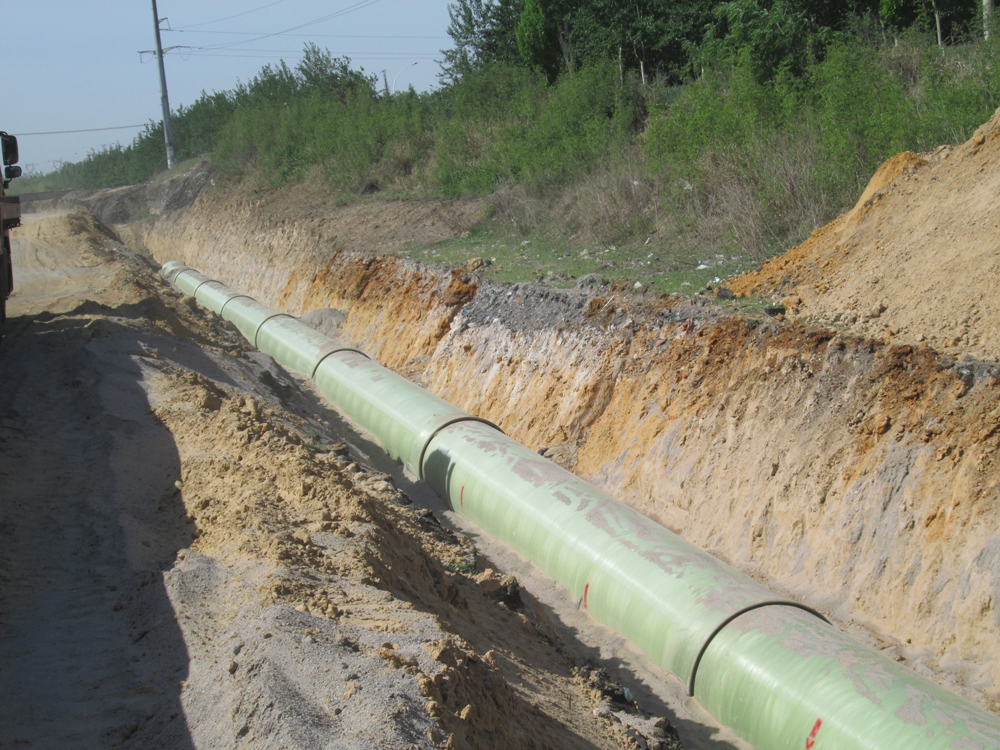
[177, 0, 291, 30]
[170, 30, 448, 39]
[17, 125, 147, 136]
[199, 0, 384, 50]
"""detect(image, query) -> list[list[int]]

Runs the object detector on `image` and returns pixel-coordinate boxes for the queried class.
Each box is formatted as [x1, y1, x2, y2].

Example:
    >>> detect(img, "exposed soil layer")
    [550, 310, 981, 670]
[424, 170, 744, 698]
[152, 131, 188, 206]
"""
[1, 212, 685, 749]
[33, 108, 1000, 726]
[729, 106, 1000, 364]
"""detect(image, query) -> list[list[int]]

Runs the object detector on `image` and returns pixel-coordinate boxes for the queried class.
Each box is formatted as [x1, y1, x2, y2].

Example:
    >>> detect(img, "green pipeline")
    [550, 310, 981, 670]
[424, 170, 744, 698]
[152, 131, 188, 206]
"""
[162, 261, 1000, 750]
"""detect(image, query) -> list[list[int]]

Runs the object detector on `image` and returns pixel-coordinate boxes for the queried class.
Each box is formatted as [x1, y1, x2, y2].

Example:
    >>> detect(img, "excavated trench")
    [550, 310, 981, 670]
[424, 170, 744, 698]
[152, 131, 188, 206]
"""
[50, 159, 1000, 720]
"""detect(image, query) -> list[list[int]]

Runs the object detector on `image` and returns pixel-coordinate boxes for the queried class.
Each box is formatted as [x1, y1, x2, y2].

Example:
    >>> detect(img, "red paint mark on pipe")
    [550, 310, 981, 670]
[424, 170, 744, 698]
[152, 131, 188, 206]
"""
[805, 719, 822, 748]
[460, 486, 464, 507]
[584, 583, 590, 609]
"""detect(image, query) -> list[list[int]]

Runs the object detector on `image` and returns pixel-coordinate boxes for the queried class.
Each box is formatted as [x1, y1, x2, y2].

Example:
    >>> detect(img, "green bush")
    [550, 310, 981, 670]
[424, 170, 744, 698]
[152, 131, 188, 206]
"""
[15, 29, 1000, 271]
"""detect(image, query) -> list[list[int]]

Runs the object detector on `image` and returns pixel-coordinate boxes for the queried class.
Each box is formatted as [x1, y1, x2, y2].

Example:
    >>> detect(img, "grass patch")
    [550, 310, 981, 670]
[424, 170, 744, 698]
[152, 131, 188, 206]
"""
[396, 227, 759, 297]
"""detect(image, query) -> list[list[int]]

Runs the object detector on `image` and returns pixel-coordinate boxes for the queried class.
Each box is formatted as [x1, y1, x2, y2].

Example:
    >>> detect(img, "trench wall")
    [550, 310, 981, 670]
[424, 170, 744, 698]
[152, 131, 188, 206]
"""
[126, 181, 1000, 711]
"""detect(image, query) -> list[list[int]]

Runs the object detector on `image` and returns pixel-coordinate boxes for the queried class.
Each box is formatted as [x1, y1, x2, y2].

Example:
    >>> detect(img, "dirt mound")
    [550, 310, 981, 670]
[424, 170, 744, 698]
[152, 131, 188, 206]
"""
[729, 106, 1000, 362]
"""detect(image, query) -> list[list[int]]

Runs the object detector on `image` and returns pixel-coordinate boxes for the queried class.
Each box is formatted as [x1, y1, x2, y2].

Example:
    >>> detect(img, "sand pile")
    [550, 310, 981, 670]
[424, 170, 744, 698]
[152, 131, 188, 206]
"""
[729, 106, 1000, 363]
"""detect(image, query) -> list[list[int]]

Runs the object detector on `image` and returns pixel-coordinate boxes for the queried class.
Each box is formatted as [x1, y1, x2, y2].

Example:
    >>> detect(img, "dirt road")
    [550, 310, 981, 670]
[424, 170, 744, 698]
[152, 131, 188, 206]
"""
[0, 212, 729, 748]
[0, 211, 196, 747]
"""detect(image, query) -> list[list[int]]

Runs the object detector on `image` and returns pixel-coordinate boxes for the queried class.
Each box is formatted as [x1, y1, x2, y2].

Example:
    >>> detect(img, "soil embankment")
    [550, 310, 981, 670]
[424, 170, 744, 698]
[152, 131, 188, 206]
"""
[729, 109, 1000, 363]
[36, 108, 1000, 722]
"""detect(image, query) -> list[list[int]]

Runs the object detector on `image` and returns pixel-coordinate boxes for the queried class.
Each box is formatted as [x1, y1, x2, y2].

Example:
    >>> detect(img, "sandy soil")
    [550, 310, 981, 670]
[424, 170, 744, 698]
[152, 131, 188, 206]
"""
[728, 106, 1000, 363]
[0, 211, 721, 748]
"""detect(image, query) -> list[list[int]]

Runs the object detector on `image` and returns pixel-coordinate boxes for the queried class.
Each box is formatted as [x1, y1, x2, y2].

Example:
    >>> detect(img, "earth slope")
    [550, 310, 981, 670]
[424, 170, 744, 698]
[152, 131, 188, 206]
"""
[730, 106, 1000, 364]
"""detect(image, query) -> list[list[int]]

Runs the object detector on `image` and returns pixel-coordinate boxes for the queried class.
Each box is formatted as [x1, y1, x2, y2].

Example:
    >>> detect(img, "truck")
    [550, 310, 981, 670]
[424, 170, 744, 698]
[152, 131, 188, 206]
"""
[0, 131, 21, 325]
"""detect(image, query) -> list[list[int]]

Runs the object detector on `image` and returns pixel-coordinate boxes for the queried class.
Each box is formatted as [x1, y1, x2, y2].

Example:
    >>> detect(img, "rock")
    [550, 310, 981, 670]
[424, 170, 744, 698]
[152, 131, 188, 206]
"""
[716, 287, 735, 299]
[342, 682, 361, 699]
[874, 414, 891, 435]
[467, 257, 485, 272]
[576, 273, 607, 292]
[228, 660, 238, 674]
[199, 392, 222, 411]
[764, 306, 786, 318]
[476, 569, 524, 610]
[121, 722, 139, 741]
[866, 302, 887, 319]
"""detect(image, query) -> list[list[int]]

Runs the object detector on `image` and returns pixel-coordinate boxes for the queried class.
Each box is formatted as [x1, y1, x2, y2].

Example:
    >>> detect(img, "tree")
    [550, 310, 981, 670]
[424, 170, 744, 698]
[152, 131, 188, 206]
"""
[516, 0, 561, 80]
[440, 0, 524, 84]
[560, 0, 719, 83]
[705, 0, 870, 81]
[879, 0, 979, 45]
[296, 43, 377, 101]
[440, 0, 719, 85]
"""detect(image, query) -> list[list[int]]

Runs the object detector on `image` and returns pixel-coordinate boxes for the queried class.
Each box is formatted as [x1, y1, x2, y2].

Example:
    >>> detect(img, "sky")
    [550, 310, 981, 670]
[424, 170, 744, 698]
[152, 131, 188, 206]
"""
[2, 1, 454, 175]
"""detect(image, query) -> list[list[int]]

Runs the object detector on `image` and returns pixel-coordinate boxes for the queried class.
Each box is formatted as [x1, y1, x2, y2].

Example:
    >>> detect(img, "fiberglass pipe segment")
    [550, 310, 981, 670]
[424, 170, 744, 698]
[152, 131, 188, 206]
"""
[419, 418, 825, 688]
[695, 605, 1000, 749]
[161, 261, 1000, 750]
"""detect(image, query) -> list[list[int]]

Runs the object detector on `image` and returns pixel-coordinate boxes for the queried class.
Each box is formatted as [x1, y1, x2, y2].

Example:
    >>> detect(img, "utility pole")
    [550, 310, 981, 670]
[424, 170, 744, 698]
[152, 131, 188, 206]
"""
[151, 0, 176, 169]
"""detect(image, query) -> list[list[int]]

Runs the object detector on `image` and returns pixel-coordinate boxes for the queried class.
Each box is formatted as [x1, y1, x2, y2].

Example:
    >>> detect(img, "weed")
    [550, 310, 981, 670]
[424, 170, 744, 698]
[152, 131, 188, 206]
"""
[448, 559, 477, 576]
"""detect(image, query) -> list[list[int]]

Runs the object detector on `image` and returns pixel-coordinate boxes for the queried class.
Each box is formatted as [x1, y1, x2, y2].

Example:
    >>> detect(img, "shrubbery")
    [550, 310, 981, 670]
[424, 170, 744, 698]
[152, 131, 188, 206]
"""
[15, 12, 1000, 263]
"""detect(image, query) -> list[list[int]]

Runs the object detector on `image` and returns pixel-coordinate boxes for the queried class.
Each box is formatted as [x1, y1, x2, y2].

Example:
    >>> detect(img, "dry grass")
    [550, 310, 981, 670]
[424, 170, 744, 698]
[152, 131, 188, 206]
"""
[652, 130, 834, 264]
[486, 150, 660, 244]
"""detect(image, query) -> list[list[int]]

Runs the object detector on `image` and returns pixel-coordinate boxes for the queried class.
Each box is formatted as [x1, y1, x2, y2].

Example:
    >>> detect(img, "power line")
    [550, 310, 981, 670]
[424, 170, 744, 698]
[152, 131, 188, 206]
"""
[170, 30, 448, 39]
[17, 125, 147, 136]
[168, 50, 438, 59]
[177, 0, 290, 30]
[201, 0, 384, 50]
[168, 51, 439, 61]
[167, 47, 438, 55]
